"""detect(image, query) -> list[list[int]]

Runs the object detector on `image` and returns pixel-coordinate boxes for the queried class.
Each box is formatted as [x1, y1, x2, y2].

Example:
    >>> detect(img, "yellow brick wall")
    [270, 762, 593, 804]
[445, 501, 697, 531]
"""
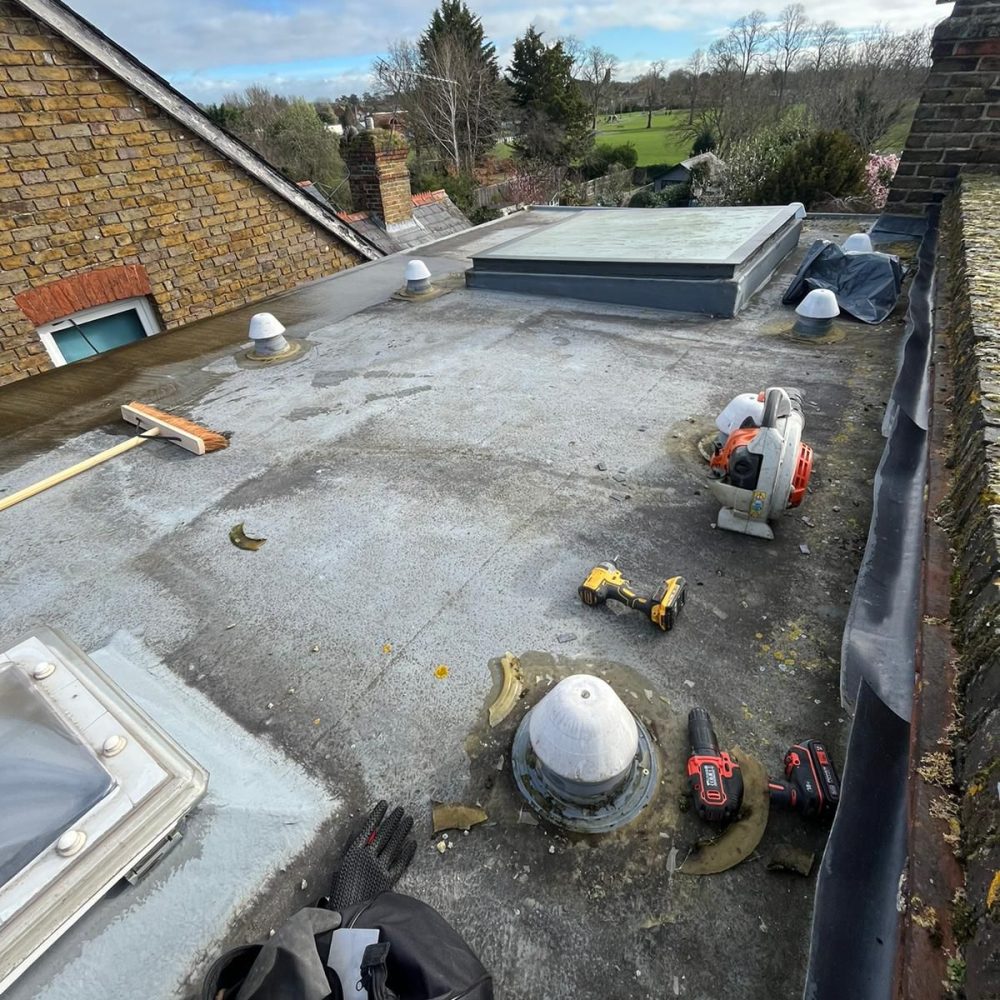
[0, 1, 364, 384]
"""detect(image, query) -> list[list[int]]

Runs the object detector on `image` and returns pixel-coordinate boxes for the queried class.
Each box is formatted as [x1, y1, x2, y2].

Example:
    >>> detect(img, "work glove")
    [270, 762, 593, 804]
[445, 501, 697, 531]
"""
[328, 800, 417, 910]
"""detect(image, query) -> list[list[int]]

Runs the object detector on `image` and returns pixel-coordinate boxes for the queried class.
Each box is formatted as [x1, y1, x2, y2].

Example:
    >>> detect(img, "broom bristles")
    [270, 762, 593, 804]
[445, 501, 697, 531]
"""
[125, 400, 229, 452]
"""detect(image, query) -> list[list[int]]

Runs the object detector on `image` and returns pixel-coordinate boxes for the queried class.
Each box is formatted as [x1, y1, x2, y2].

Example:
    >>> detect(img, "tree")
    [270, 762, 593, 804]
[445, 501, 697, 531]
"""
[634, 61, 665, 129]
[218, 87, 349, 199]
[769, 3, 810, 113]
[580, 46, 618, 129]
[374, 2, 505, 173]
[507, 26, 592, 164]
[810, 20, 841, 71]
[730, 10, 768, 82]
[685, 49, 705, 125]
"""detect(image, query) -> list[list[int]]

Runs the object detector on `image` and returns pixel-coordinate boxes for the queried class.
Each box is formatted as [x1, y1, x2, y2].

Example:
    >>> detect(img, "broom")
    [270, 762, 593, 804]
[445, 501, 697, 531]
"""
[0, 401, 228, 513]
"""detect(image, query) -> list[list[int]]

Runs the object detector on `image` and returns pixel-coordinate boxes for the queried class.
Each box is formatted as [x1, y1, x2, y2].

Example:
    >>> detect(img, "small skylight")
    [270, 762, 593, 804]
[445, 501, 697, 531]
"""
[0, 628, 208, 992]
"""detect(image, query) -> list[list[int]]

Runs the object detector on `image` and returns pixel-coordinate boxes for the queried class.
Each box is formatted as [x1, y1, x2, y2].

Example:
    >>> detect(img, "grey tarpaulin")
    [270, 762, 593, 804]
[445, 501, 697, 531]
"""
[782, 241, 904, 324]
[803, 680, 910, 1000]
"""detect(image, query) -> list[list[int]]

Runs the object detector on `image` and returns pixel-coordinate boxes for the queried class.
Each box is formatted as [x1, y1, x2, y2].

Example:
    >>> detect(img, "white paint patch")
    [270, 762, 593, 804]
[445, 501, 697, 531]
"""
[6, 631, 339, 1000]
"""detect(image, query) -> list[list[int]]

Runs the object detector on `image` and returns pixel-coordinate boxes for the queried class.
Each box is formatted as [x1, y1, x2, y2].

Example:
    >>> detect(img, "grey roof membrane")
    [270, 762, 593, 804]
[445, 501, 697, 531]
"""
[0, 209, 907, 1000]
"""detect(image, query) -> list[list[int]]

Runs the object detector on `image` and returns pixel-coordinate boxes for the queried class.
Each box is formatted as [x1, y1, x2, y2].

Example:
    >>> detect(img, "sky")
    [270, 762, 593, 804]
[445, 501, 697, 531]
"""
[69, 0, 946, 104]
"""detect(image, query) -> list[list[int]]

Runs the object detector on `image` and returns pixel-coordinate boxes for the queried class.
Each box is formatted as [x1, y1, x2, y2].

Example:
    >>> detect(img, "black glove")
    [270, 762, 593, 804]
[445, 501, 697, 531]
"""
[328, 800, 416, 910]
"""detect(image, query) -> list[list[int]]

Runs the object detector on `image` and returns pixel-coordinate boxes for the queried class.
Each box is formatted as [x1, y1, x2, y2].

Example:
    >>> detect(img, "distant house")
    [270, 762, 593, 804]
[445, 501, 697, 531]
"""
[371, 111, 406, 132]
[652, 152, 725, 194]
[0, 0, 385, 385]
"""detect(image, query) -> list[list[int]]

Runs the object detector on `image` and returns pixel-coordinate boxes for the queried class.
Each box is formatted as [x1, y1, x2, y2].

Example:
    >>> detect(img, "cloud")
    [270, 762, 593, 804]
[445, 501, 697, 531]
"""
[67, 0, 948, 102]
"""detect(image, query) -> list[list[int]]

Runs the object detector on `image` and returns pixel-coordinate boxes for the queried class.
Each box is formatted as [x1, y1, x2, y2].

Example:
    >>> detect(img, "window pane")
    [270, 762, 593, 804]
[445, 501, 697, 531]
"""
[52, 310, 147, 363]
[0, 667, 115, 887]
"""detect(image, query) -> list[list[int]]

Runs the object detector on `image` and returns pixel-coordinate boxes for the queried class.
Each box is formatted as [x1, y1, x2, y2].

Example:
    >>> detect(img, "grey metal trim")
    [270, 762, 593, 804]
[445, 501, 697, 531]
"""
[465, 269, 740, 316]
[12, 0, 382, 261]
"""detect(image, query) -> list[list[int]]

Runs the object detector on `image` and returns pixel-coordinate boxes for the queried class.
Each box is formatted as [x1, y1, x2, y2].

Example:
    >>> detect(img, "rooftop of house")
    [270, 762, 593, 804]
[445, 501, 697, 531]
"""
[0, 208, 914, 1000]
[336, 189, 473, 254]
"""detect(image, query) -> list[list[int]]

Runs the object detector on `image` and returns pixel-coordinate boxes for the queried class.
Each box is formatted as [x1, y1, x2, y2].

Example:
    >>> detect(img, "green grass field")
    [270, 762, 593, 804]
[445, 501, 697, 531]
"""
[594, 110, 692, 166]
[494, 103, 911, 168]
[492, 110, 692, 167]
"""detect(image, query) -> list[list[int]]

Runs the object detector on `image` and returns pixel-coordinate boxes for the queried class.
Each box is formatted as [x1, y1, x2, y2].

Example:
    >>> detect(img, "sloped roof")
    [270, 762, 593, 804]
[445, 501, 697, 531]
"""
[336, 190, 472, 255]
[12, 0, 383, 261]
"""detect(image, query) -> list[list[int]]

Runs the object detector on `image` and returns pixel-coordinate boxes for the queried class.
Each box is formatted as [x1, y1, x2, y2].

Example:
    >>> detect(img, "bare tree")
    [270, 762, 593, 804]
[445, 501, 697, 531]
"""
[560, 34, 587, 80]
[685, 48, 705, 125]
[634, 61, 665, 129]
[730, 9, 768, 82]
[374, 35, 504, 174]
[580, 46, 619, 129]
[810, 20, 841, 71]
[769, 3, 810, 112]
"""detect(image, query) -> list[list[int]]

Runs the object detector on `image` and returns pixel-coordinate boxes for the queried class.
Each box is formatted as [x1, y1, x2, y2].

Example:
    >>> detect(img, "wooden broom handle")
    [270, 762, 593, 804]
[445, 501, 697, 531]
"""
[0, 428, 159, 513]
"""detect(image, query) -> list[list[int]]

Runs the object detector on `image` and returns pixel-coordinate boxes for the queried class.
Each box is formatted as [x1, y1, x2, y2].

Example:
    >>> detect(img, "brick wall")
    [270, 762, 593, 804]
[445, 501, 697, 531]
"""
[939, 175, 1000, 998]
[0, 0, 364, 385]
[341, 130, 414, 229]
[885, 0, 1000, 215]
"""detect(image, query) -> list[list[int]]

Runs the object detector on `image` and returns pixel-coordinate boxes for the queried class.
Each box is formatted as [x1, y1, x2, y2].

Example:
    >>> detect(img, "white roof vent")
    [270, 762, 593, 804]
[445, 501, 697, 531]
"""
[404, 259, 432, 295]
[528, 674, 638, 786]
[793, 288, 840, 337]
[842, 233, 873, 253]
[247, 313, 297, 362]
[511, 674, 657, 833]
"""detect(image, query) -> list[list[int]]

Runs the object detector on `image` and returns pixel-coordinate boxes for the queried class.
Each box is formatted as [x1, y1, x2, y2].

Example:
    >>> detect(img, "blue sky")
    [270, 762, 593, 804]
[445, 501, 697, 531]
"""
[70, 0, 945, 103]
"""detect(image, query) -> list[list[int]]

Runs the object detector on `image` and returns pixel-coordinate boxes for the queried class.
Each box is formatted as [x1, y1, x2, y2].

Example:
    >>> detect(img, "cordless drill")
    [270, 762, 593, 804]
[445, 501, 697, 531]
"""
[578, 562, 687, 631]
[686, 708, 744, 822]
[767, 740, 840, 822]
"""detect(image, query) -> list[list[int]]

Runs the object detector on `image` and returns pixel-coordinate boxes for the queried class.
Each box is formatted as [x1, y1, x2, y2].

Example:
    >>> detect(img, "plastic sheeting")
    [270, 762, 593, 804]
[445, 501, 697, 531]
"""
[0, 667, 113, 887]
[804, 680, 910, 1000]
[804, 214, 938, 1000]
[840, 221, 937, 723]
[783, 241, 904, 324]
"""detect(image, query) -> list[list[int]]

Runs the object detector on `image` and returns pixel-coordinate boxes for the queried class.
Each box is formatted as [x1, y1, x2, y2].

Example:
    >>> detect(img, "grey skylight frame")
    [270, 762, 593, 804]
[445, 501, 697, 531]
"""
[0, 627, 208, 993]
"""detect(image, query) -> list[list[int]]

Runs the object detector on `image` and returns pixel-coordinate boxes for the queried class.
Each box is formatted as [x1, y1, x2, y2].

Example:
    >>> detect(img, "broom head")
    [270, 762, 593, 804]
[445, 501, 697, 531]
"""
[121, 401, 228, 455]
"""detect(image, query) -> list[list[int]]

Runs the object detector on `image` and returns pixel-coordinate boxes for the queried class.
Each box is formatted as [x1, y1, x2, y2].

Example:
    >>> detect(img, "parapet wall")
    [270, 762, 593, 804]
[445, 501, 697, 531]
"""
[941, 173, 1000, 995]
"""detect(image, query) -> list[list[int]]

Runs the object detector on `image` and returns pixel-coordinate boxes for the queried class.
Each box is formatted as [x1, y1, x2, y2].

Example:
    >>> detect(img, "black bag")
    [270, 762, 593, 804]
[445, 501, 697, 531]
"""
[782, 239, 904, 324]
[200, 892, 492, 1000]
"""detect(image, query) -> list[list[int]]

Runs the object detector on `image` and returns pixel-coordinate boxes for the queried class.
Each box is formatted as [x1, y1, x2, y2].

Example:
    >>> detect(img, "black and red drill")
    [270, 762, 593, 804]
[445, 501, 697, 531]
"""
[686, 707, 744, 822]
[686, 708, 841, 823]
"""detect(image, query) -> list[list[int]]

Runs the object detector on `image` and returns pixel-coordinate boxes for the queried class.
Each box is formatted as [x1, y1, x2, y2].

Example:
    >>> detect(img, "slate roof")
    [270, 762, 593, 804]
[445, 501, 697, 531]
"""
[336, 190, 472, 255]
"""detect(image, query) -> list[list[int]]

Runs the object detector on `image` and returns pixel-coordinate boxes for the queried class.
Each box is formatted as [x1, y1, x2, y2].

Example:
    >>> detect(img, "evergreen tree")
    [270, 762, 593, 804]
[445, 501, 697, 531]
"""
[506, 27, 591, 163]
[419, 0, 498, 76]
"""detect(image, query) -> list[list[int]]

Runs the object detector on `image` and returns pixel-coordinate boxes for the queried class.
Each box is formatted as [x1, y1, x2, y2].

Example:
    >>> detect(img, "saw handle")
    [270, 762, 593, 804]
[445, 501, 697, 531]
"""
[0, 430, 158, 513]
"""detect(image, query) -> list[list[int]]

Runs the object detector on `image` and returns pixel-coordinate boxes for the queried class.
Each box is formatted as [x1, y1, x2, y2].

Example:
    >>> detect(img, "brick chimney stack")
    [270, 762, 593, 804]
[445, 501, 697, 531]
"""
[885, 0, 1000, 214]
[341, 129, 414, 230]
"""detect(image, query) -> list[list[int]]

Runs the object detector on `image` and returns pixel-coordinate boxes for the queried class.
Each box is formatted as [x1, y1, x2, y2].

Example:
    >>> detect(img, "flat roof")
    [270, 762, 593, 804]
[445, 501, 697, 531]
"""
[0, 209, 910, 1000]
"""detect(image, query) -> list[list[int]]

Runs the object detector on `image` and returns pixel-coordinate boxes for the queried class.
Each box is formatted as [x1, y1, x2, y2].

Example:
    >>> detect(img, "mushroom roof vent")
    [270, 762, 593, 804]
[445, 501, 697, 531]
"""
[528, 674, 638, 784]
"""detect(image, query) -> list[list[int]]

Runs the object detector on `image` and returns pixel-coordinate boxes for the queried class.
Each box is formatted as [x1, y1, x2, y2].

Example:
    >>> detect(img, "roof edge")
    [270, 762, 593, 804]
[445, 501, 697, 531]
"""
[12, 0, 383, 261]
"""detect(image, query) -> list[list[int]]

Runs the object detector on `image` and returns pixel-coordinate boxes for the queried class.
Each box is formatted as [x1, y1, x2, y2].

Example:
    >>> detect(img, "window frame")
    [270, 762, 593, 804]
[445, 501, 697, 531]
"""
[36, 296, 161, 367]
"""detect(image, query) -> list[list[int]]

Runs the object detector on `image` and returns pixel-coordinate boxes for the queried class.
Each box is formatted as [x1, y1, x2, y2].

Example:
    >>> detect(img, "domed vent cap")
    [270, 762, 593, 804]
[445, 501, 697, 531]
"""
[528, 674, 638, 785]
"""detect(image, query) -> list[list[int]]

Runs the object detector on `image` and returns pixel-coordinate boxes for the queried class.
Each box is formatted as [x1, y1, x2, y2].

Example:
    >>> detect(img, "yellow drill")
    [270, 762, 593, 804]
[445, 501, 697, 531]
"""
[578, 562, 687, 632]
